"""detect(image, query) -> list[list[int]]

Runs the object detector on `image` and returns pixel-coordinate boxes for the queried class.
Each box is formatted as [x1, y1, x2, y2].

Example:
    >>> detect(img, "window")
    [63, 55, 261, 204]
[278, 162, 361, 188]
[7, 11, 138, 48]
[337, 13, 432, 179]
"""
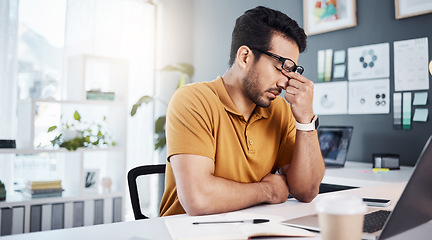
[17, 0, 66, 100]
[1, 0, 158, 220]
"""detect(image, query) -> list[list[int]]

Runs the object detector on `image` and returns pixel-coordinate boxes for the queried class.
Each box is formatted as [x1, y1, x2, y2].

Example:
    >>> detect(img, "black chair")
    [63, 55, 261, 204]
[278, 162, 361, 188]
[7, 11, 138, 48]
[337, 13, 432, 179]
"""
[127, 164, 166, 220]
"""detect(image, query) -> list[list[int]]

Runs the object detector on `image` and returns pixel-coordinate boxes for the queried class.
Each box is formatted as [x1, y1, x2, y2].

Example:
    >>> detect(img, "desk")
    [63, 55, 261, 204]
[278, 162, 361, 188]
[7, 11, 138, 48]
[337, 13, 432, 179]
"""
[2, 182, 431, 240]
[322, 161, 413, 187]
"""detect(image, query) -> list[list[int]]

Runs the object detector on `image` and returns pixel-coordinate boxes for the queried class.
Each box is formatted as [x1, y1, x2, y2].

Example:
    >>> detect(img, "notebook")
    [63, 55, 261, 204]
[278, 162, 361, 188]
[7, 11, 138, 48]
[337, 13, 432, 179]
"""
[165, 212, 315, 240]
[282, 135, 432, 240]
[318, 126, 353, 167]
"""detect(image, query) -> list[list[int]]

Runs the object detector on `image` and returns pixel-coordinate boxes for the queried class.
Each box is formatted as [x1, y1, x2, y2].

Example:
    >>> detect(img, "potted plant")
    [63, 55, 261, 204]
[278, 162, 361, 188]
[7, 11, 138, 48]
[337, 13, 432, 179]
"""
[0, 180, 6, 201]
[47, 110, 115, 151]
[130, 63, 194, 151]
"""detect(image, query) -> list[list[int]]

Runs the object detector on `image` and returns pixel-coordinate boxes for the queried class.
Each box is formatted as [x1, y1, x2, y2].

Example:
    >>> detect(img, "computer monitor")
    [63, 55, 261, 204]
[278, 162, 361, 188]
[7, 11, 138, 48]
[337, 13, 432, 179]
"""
[318, 126, 353, 167]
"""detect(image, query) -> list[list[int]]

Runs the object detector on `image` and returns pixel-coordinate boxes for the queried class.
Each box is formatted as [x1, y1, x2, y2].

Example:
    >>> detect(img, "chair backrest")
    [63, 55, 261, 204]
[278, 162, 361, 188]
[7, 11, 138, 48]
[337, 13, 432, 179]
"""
[127, 164, 166, 220]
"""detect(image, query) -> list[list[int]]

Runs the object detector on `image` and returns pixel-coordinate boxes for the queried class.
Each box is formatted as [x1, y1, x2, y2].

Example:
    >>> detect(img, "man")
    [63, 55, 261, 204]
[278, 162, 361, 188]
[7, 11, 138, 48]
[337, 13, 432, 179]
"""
[160, 6, 324, 216]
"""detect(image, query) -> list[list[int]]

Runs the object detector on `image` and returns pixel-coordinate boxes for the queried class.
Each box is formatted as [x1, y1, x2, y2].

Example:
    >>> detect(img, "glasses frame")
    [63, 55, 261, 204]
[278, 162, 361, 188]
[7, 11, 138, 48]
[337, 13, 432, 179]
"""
[252, 48, 304, 75]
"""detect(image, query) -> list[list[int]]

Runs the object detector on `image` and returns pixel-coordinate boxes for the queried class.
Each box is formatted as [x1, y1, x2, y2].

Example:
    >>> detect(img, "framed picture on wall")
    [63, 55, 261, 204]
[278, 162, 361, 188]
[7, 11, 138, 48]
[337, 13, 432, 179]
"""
[395, 0, 432, 19]
[84, 168, 99, 192]
[303, 0, 357, 35]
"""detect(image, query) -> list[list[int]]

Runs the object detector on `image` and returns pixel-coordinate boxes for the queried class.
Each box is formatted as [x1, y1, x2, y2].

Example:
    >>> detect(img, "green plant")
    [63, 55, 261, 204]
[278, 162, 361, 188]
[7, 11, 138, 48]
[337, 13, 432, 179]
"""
[0, 180, 6, 200]
[130, 63, 194, 151]
[48, 110, 115, 151]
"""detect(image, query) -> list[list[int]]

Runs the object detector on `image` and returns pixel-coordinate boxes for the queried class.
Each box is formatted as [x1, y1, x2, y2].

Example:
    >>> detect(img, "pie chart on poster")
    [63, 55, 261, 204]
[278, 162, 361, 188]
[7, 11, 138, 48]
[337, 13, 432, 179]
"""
[320, 94, 335, 108]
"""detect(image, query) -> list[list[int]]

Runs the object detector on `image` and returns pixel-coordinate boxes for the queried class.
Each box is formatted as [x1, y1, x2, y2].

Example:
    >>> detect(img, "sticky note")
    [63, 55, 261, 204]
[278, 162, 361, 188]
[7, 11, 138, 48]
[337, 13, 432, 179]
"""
[413, 92, 428, 105]
[333, 50, 346, 64]
[333, 65, 346, 78]
[413, 108, 428, 122]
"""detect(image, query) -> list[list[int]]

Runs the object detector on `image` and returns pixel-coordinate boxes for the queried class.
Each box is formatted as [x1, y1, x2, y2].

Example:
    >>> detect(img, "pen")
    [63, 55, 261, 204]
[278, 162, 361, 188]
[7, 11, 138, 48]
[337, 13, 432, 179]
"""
[192, 219, 269, 225]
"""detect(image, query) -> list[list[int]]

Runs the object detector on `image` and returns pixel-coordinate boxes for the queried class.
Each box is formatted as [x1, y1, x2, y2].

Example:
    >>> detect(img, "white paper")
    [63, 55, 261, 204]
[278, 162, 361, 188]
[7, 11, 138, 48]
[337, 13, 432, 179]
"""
[394, 37, 429, 91]
[318, 50, 325, 82]
[334, 50, 346, 64]
[413, 92, 428, 105]
[164, 212, 314, 240]
[333, 65, 346, 78]
[403, 92, 412, 129]
[348, 43, 390, 81]
[393, 93, 402, 127]
[413, 109, 428, 122]
[325, 49, 333, 81]
[348, 79, 390, 114]
[313, 81, 348, 115]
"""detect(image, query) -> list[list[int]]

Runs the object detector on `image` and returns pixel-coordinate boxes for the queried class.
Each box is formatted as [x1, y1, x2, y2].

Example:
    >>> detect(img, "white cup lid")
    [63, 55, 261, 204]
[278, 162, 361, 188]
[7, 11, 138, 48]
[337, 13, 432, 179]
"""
[315, 194, 367, 215]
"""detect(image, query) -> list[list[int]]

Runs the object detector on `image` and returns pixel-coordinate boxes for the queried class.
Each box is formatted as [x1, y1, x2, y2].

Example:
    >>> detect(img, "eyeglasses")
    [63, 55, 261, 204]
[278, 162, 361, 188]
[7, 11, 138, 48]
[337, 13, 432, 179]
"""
[252, 48, 304, 75]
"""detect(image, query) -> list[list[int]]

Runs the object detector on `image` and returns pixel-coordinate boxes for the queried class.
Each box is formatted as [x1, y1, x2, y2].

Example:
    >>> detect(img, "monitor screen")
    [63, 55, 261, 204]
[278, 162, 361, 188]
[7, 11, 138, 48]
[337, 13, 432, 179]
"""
[318, 126, 353, 167]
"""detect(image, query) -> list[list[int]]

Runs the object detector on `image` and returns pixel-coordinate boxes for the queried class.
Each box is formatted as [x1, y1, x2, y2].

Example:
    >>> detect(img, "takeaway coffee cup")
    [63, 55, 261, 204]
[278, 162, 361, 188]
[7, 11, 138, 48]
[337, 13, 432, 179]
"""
[315, 194, 367, 240]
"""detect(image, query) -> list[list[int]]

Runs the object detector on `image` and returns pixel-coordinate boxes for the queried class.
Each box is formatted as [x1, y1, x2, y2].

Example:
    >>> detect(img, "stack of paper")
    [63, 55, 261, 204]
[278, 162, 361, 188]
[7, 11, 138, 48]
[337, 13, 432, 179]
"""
[23, 180, 64, 198]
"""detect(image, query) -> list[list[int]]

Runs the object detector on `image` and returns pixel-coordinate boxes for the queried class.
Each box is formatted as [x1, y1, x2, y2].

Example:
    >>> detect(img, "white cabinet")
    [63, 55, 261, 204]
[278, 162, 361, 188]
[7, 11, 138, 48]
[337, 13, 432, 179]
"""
[0, 55, 128, 235]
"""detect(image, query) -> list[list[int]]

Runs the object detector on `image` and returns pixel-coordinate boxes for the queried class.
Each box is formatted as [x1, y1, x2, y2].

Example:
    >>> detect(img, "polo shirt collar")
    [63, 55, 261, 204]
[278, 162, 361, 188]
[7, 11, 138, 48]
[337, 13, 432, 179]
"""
[212, 76, 270, 119]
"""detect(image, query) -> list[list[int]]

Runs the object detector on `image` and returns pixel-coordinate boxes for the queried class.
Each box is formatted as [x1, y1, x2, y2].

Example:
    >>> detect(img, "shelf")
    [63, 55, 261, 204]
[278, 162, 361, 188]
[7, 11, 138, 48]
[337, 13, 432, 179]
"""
[0, 146, 126, 154]
[0, 191, 123, 208]
[0, 54, 129, 233]
[30, 98, 127, 106]
[17, 98, 127, 150]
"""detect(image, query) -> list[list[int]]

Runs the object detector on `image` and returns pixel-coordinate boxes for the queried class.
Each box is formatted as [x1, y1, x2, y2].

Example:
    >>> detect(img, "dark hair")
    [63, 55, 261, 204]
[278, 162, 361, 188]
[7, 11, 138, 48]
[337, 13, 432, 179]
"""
[228, 6, 307, 66]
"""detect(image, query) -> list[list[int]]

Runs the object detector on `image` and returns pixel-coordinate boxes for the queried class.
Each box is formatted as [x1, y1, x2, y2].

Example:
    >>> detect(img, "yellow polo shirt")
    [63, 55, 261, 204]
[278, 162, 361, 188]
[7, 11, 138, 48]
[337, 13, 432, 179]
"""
[160, 76, 296, 216]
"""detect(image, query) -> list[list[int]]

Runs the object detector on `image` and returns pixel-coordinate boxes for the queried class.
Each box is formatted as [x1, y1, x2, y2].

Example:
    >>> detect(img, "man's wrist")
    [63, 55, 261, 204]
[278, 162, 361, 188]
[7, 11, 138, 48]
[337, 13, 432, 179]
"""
[295, 115, 319, 131]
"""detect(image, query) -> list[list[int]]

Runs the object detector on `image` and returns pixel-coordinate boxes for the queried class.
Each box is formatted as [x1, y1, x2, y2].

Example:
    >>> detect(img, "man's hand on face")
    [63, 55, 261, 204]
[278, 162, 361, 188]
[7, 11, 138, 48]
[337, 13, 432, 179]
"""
[260, 173, 290, 204]
[282, 71, 315, 123]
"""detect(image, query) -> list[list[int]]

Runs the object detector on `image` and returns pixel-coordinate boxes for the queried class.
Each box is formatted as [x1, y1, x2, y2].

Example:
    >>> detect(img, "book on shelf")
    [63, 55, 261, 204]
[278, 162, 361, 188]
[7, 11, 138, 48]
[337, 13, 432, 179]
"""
[26, 179, 62, 190]
[86, 90, 115, 101]
[24, 179, 64, 198]
[165, 212, 315, 240]
[23, 188, 64, 198]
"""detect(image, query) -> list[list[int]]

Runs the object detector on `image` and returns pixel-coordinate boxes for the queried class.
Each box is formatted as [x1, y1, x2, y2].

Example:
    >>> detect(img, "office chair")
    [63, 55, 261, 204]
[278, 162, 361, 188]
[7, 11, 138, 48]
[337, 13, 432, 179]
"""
[127, 164, 166, 220]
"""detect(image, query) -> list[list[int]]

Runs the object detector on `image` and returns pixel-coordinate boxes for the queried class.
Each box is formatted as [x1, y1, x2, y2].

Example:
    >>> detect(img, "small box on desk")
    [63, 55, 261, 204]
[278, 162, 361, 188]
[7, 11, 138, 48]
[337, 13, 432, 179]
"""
[372, 153, 400, 170]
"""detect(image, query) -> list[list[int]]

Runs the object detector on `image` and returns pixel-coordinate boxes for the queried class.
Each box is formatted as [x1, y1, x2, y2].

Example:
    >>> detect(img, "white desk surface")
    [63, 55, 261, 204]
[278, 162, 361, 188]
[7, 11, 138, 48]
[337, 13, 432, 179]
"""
[1, 163, 424, 240]
[3, 182, 431, 240]
[322, 161, 414, 187]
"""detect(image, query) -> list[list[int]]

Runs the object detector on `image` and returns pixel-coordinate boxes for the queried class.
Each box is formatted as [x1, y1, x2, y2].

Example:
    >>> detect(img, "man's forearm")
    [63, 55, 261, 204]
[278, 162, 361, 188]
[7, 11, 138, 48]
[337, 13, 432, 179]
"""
[286, 130, 325, 202]
[171, 154, 290, 216]
[178, 174, 275, 215]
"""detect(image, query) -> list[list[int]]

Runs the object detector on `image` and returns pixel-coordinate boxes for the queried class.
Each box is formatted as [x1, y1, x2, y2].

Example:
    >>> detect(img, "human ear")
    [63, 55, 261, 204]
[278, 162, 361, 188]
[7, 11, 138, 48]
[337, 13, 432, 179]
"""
[235, 45, 253, 69]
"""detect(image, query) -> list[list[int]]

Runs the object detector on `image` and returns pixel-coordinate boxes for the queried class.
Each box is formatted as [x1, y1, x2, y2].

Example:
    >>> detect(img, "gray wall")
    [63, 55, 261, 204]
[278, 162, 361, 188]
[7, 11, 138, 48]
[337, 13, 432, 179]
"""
[189, 0, 432, 166]
[193, 0, 304, 83]
[303, 1, 432, 166]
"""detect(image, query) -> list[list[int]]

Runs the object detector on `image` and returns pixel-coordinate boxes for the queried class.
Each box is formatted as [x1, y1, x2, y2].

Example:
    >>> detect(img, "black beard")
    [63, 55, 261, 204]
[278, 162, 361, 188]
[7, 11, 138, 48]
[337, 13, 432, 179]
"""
[242, 70, 272, 108]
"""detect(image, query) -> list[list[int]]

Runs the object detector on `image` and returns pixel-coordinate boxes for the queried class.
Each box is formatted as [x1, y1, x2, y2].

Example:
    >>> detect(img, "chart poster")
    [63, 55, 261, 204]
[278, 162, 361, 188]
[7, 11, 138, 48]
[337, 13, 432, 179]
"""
[348, 79, 390, 114]
[394, 37, 429, 91]
[348, 43, 390, 81]
[313, 81, 348, 115]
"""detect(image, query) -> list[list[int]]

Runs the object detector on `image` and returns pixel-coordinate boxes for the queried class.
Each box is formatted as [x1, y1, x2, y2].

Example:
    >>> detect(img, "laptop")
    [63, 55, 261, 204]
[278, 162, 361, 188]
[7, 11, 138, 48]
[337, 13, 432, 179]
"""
[282, 135, 432, 239]
[318, 126, 353, 167]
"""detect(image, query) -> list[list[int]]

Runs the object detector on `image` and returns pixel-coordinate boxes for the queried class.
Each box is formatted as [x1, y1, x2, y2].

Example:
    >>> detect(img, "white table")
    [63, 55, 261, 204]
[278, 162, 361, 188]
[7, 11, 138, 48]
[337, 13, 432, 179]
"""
[3, 182, 431, 240]
[1, 162, 420, 240]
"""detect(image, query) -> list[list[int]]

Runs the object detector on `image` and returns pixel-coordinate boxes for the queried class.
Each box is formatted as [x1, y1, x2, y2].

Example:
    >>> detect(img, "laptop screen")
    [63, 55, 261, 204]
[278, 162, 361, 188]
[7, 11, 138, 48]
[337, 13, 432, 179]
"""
[379, 135, 432, 239]
[318, 126, 353, 167]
